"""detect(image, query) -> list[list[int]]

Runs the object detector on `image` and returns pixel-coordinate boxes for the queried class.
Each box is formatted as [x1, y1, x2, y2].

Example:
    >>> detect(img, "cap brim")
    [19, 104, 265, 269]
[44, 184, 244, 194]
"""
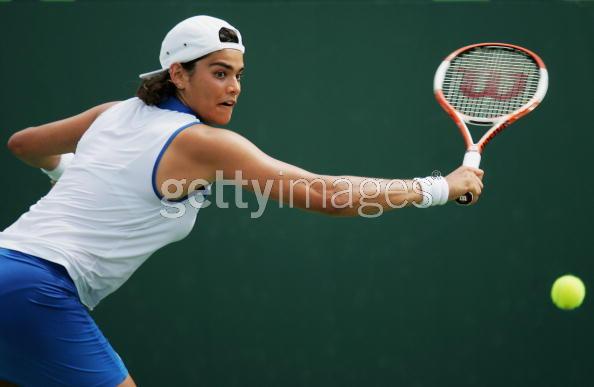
[138, 68, 167, 79]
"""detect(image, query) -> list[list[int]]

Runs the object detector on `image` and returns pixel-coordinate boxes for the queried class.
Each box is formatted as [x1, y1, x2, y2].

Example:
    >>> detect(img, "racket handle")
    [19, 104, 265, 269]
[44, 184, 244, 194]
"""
[456, 150, 482, 205]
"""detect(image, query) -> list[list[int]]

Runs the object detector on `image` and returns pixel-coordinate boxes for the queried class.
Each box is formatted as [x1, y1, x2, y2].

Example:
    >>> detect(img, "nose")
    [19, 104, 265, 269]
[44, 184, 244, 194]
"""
[227, 77, 240, 96]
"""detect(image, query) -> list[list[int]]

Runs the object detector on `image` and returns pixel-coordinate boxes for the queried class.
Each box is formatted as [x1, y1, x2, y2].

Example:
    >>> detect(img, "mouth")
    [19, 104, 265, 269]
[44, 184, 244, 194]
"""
[219, 100, 236, 107]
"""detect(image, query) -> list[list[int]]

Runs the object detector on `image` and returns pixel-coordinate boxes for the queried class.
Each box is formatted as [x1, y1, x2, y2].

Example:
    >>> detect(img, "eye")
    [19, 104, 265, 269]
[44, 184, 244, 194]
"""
[236, 73, 243, 81]
[214, 71, 226, 79]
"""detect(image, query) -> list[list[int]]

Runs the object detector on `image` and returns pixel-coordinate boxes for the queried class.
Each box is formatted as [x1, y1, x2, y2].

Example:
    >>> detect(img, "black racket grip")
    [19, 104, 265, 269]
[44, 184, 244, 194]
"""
[456, 192, 473, 205]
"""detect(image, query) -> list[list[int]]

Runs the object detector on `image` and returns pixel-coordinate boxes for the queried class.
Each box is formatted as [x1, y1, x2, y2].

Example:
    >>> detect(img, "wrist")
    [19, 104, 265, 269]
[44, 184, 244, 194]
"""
[412, 175, 449, 208]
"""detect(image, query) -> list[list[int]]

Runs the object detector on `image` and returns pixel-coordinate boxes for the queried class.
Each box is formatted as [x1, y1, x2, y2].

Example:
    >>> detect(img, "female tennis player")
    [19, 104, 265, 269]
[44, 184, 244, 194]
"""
[0, 15, 483, 387]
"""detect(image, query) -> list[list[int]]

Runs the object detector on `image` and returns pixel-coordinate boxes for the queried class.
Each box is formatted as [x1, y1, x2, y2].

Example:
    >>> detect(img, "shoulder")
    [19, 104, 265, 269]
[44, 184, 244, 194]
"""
[172, 124, 256, 163]
[177, 124, 244, 148]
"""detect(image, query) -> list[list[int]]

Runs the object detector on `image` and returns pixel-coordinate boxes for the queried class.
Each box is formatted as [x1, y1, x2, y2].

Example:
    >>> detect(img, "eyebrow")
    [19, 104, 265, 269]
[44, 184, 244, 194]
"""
[208, 62, 244, 72]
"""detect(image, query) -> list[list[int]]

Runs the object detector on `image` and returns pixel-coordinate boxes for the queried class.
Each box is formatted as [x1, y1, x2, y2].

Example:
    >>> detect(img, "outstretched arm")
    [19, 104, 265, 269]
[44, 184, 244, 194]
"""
[6, 102, 119, 170]
[168, 125, 484, 217]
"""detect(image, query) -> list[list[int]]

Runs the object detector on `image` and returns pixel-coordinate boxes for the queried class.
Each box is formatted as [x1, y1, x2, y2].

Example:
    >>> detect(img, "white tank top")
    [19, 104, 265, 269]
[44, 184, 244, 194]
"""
[0, 97, 210, 309]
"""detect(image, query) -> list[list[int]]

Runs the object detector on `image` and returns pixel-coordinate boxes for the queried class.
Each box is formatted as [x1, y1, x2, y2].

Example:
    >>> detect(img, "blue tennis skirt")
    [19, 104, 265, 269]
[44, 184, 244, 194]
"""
[0, 247, 129, 386]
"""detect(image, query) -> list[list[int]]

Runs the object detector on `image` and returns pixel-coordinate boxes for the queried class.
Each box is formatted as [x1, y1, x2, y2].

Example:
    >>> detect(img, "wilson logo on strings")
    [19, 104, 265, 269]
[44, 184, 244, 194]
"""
[458, 70, 527, 101]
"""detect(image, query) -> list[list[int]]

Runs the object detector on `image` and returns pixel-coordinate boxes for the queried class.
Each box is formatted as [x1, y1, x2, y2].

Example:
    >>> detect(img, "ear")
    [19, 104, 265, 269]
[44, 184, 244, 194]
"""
[168, 63, 187, 90]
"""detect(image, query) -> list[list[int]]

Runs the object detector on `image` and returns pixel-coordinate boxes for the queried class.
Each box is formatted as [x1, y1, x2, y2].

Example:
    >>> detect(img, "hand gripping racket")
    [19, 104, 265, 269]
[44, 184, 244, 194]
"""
[434, 43, 548, 204]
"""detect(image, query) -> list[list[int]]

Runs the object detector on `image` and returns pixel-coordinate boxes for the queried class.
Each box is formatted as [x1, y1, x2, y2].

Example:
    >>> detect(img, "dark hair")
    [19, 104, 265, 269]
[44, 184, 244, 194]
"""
[136, 27, 240, 106]
[136, 58, 200, 106]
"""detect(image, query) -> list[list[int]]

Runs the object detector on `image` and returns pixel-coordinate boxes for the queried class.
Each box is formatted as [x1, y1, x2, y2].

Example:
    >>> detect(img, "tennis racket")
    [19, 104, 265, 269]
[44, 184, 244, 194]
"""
[434, 43, 548, 204]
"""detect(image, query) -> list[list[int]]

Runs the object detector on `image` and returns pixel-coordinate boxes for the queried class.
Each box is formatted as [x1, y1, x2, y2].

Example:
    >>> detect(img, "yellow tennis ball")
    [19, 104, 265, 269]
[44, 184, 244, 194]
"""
[551, 275, 586, 310]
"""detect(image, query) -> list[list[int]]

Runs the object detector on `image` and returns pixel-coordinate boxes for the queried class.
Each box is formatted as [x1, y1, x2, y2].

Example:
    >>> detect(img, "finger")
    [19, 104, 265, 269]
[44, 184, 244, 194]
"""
[474, 175, 484, 189]
[465, 173, 483, 191]
[470, 168, 484, 178]
[470, 179, 482, 196]
[470, 183, 481, 204]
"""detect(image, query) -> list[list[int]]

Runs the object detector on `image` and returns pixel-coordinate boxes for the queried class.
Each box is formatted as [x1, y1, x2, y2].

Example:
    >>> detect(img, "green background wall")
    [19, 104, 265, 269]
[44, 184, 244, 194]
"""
[1, 1, 593, 386]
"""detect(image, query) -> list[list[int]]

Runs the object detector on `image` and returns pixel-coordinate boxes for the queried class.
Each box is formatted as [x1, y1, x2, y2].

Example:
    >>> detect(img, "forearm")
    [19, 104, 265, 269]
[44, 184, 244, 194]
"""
[253, 171, 423, 217]
[19, 154, 61, 170]
[317, 175, 423, 217]
[237, 164, 427, 217]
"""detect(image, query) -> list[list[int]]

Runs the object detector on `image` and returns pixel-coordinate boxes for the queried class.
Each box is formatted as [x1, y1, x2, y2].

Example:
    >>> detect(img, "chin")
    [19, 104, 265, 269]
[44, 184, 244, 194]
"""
[205, 115, 232, 126]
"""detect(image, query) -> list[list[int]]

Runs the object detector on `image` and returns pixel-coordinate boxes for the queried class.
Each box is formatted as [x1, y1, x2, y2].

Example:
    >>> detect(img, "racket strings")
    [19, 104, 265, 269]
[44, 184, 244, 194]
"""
[442, 47, 541, 121]
[446, 49, 538, 117]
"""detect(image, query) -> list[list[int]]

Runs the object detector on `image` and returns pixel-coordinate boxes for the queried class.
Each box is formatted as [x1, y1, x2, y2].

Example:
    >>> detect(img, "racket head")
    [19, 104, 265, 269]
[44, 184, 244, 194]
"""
[434, 43, 548, 149]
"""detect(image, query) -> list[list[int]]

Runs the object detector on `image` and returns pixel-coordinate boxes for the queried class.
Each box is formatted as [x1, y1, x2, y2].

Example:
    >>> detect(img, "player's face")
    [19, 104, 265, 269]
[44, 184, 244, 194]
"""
[179, 49, 244, 126]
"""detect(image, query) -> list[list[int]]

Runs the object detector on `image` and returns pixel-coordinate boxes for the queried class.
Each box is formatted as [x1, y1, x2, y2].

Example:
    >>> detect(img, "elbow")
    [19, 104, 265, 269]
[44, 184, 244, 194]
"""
[7, 128, 37, 158]
[7, 131, 26, 157]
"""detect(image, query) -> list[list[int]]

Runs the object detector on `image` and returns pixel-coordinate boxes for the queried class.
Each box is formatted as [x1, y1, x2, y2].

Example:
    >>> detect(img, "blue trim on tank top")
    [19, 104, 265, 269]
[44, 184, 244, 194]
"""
[151, 122, 206, 203]
[153, 96, 210, 202]
[157, 95, 199, 117]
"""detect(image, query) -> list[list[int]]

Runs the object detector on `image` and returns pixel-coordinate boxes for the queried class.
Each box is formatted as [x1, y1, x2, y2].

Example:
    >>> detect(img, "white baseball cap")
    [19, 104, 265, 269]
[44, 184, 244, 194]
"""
[139, 15, 245, 79]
